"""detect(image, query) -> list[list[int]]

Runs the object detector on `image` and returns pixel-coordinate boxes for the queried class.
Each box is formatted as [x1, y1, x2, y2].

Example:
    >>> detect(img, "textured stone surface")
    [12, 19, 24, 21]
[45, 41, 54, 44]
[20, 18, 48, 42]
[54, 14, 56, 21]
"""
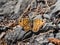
[0, 0, 60, 45]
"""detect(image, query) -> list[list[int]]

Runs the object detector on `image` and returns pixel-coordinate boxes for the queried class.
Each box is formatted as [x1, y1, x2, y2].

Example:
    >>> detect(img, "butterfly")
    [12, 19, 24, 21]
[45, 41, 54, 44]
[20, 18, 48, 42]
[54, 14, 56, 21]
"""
[18, 17, 45, 33]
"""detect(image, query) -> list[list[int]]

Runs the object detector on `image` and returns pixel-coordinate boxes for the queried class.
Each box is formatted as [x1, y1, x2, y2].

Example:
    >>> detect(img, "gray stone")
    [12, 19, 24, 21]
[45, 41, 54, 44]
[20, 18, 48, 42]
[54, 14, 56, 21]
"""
[50, 0, 60, 15]
[34, 41, 40, 45]
[17, 29, 26, 40]
[48, 43, 55, 45]
[0, 0, 7, 3]
[14, 0, 23, 14]
[5, 26, 26, 42]
[28, 12, 36, 20]
[33, 14, 42, 20]
[0, 26, 9, 31]
[42, 22, 56, 30]
[35, 34, 46, 43]
[0, 8, 4, 15]
[9, 13, 20, 20]
[43, 14, 51, 19]
[49, 33, 54, 38]
[35, 36, 43, 41]
[13, 25, 22, 31]
[2, 1, 17, 7]
[22, 31, 33, 40]
[0, 15, 4, 21]
[58, 24, 60, 28]
[3, 5, 14, 14]
[31, 0, 37, 9]
[39, 39, 48, 44]
[56, 33, 60, 39]
[0, 8, 3, 12]
[19, 0, 32, 15]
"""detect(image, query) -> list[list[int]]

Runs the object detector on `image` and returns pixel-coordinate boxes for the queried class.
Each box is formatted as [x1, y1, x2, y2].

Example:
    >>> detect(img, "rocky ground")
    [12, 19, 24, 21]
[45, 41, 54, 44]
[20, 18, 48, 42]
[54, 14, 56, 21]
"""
[0, 0, 60, 45]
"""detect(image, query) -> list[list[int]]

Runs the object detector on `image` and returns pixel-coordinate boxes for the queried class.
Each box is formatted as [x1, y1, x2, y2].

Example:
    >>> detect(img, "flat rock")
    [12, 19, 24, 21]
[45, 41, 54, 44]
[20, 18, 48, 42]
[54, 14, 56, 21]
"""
[56, 33, 60, 39]
[48, 43, 55, 45]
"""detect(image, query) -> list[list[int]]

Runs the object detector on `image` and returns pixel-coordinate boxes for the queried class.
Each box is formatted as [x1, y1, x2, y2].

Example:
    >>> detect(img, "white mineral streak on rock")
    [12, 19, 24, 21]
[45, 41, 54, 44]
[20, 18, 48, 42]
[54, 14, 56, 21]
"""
[0, 32, 5, 39]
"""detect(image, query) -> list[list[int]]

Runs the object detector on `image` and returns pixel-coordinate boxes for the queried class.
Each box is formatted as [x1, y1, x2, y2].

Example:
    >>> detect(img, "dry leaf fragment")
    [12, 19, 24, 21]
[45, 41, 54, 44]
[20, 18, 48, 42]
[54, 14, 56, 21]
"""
[32, 19, 45, 32]
[0, 32, 5, 39]
[48, 38, 60, 45]
[0, 39, 7, 45]
[6, 20, 16, 27]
